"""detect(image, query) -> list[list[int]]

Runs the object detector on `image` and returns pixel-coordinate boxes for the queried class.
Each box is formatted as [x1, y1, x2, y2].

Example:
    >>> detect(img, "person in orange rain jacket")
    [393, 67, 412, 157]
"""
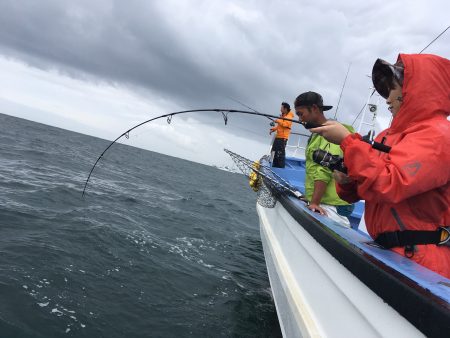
[270, 102, 294, 168]
[309, 53, 450, 279]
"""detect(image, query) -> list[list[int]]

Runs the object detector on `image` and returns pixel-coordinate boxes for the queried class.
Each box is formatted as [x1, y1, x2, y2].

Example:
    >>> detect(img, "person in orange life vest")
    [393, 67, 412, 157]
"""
[309, 53, 450, 278]
[270, 102, 294, 168]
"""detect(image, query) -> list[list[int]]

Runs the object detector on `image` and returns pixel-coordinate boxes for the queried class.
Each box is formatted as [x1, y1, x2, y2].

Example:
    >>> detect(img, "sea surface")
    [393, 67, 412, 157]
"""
[0, 113, 281, 337]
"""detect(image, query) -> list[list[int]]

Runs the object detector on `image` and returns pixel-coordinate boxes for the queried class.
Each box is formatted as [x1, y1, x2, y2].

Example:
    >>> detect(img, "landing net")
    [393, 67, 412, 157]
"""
[224, 149, 303, 208]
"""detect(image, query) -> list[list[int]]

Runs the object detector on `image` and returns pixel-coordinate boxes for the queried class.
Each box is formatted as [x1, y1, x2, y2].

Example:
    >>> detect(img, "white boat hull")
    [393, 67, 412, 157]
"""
[258, 201, 424, 338]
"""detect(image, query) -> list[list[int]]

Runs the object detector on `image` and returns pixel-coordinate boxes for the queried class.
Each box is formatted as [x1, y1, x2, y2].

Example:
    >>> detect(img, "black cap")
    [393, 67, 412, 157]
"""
[294, 91, 332, 111]
[372, 58, 404, 99]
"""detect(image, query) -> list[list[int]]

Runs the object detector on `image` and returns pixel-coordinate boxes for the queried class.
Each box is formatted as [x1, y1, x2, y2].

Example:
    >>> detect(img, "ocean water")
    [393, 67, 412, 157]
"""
[0, 113, 281, 337]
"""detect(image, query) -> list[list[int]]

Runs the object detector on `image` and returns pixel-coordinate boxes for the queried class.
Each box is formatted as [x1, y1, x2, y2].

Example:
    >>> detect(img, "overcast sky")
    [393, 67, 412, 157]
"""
[0, 0, 449, 166]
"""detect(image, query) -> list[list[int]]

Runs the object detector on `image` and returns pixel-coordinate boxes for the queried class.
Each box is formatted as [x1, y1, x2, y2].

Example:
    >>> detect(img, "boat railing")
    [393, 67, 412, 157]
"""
[268, 131, 309, 162]
[286, 131, 309, 159]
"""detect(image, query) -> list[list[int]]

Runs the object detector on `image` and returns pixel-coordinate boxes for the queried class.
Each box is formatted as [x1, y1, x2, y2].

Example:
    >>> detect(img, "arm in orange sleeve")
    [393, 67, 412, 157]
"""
[276, 117, 293, 129]
[340, 125, 450, 204]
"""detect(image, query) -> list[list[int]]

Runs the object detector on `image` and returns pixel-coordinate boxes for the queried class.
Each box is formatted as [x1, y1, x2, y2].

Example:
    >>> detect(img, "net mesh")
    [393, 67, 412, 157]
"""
[224, 149, 302, 208]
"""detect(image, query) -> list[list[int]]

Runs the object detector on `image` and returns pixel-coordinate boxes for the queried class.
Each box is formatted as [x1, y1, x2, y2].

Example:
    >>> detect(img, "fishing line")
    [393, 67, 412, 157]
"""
[334, 63, 352, 120]
[419, 25, 450, 54]
[227, 96, 275, 122]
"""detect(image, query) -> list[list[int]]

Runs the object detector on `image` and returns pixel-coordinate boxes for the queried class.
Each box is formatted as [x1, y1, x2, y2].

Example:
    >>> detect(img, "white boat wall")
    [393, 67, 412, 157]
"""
[257, 156, 450, 338]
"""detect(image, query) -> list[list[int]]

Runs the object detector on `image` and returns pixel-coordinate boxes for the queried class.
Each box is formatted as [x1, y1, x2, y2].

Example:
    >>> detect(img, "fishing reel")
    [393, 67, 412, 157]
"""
[312, 149, 347, 174]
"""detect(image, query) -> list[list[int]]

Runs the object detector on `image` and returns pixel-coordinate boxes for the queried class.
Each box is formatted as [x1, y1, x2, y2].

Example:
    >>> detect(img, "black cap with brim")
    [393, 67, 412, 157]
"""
[372, 58, 404, 99]
[294, 91, 333, 111]
[372, 59, 394, 99]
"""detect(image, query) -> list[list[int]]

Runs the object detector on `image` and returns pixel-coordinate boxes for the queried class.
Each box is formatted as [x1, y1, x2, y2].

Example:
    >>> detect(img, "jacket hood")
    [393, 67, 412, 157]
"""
[390, 53, 450, 132]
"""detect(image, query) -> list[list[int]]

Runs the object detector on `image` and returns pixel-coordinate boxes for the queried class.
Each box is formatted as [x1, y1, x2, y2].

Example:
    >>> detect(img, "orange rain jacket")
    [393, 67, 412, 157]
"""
[271, 110, 294, 139]
[337, 54, 450, 278]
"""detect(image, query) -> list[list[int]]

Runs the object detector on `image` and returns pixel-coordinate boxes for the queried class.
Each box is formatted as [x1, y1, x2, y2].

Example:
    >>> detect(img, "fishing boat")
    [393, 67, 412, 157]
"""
[225, 102, 450, 337]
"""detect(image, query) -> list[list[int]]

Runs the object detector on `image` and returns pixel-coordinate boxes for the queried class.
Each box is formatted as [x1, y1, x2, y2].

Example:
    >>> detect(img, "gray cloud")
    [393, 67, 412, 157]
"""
[0, 0, 448, 142]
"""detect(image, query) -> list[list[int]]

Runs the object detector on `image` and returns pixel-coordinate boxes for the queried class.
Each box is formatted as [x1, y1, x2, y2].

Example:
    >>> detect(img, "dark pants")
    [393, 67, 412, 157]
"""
[336, 204, 355, 217]
[271, 138, 287, 168]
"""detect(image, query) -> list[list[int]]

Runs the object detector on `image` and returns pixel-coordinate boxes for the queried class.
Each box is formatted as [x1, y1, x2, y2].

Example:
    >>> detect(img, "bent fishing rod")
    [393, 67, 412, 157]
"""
[81, 108, 319, 196]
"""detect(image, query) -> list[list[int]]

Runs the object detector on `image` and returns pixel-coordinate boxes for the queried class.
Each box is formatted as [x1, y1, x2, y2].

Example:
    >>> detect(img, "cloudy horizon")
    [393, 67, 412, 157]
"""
[0, 0, 448, 166]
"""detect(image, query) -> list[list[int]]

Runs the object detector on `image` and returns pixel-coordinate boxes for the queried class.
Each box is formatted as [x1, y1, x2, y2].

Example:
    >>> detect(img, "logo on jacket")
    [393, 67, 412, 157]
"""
[403, 162, 421, 176]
